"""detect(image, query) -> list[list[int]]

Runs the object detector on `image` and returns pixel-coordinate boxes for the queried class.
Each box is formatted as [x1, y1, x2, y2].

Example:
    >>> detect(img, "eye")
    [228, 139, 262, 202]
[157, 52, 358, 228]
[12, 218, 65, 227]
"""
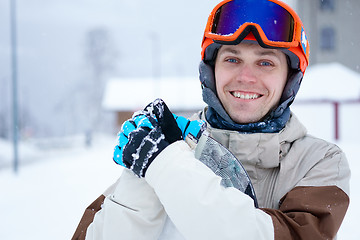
[259, 61, 273, 67]
[225, 58, 238, 63]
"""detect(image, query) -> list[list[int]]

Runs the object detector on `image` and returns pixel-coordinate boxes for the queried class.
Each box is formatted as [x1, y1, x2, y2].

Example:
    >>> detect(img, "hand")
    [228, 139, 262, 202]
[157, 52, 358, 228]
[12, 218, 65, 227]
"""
[113, 99, 207, 176]
[123, 119, 169, 177]
[113, 99, 183, 177]
[113, 114, 154, 168]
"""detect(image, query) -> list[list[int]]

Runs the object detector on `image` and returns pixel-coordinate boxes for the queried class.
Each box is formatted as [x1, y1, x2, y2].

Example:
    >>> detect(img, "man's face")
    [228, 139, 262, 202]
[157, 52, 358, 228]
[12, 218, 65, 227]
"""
[214, 42, 288, 124]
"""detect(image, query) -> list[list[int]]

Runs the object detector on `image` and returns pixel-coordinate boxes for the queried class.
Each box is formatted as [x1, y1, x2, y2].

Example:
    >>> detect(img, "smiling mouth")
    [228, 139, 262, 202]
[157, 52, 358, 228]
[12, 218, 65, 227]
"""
[231, 91, 261, 100]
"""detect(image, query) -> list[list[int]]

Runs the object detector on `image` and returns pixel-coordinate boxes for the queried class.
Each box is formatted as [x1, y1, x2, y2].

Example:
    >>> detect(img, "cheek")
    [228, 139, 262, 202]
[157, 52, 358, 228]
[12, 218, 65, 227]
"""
[269, 72, 288, 96]
[214, 65, 235, 87]
[279, 74, 288, 94]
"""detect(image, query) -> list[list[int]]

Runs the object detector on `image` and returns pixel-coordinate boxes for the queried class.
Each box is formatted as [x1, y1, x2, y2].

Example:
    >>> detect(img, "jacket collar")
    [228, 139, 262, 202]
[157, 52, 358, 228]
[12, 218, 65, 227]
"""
[201, 109, 307, 169]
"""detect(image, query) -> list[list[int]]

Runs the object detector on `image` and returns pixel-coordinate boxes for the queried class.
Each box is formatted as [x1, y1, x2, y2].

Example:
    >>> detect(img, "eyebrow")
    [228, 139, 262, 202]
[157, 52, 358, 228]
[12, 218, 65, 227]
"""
[219, 47, 239, 55]
[219, 46, 281, 58]
[254, 50, 279, 57]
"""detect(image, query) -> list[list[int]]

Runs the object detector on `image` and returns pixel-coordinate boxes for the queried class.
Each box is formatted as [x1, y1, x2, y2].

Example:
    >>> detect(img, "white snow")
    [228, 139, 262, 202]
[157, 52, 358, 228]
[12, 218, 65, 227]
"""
[297, 62, 360, 101]
[0, 135, 123, 240]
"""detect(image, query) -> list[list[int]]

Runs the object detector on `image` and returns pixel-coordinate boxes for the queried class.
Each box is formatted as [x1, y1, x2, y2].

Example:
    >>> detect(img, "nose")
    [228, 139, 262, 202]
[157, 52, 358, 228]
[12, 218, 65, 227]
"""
[236, 64, 257, 84]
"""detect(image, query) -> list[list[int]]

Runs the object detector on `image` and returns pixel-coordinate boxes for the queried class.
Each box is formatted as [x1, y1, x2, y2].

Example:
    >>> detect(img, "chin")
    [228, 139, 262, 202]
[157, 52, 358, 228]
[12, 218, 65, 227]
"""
[226, 104, 266, 123]
[231, 114, 262, 124]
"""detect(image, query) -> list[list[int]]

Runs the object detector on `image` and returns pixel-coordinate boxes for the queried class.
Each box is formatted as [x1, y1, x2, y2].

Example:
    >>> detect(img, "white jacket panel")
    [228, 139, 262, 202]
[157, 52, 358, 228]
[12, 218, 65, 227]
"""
[146, 141, 274, 240]
[86, 169, 166, 240]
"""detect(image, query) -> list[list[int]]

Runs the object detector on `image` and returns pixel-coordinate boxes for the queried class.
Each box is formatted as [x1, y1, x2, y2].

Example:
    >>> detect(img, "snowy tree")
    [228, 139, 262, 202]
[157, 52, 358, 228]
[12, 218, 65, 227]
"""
[84, 27, 118, 146]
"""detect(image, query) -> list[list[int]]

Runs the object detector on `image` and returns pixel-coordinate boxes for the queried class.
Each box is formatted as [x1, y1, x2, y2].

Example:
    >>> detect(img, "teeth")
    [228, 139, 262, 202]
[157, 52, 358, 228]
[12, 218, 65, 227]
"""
[232, 92, 260, 99]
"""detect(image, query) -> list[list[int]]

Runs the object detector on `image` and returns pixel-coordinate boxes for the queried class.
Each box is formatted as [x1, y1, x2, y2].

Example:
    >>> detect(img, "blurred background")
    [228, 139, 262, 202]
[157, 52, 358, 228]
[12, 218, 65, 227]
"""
[0, 0, 359, 239]
[0, 0, 359, 143]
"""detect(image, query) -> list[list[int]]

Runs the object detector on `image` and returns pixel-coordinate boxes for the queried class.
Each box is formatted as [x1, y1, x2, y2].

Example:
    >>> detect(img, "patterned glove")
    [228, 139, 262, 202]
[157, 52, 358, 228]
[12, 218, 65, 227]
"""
[123, 121, 168, 177]
[113, 99, 183, 177]
[113, 114, 153, 167]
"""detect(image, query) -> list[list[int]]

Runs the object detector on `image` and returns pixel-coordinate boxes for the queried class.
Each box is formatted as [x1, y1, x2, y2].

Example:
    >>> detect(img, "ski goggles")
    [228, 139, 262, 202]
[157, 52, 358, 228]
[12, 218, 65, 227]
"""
[203, 0, 305, 50]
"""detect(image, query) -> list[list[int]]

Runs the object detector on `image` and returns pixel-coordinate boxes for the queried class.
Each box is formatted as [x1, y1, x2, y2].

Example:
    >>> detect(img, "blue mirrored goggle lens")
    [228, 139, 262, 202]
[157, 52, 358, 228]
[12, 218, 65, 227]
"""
[212, 0, 294, 42]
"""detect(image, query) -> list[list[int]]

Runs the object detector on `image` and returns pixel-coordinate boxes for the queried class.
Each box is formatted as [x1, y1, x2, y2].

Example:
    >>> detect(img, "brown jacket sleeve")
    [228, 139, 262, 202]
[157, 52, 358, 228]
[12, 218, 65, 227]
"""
[72, 195, 105, 240]
[262, 186, 349, 240]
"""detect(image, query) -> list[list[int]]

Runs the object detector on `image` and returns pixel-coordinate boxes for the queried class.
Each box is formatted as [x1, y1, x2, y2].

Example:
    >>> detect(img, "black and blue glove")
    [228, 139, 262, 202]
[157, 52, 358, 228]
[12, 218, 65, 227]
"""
[113, 99, 206, 177]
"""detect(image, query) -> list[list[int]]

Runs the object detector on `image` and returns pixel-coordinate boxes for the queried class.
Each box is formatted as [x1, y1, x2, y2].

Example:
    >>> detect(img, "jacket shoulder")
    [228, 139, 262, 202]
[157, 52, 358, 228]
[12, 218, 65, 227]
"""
[287, 133, 350, 196]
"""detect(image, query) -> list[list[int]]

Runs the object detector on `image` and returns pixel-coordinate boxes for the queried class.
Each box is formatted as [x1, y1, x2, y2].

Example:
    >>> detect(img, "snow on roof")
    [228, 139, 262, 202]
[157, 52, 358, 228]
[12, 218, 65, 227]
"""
[102, 77, 206, 111]
[297, 62, 360, 101]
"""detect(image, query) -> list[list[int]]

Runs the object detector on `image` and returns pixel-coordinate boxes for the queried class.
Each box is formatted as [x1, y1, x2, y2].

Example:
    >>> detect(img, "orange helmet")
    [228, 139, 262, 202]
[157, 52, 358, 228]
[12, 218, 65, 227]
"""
[201, 0, 309, 73]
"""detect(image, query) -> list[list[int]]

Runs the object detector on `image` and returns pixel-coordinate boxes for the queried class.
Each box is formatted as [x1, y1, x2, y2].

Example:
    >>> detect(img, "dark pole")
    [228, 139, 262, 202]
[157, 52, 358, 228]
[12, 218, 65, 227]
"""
[10, 0, 19, 173]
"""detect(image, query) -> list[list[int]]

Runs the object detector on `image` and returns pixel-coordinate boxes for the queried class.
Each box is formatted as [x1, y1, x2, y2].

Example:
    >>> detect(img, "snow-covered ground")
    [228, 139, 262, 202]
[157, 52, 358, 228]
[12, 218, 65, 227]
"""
[0, 135, 123, 240]
[0, 129, 358, 239]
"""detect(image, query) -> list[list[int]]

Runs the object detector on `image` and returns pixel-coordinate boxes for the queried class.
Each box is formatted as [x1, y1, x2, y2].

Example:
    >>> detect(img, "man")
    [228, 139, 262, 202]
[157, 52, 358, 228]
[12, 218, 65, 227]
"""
[73, 0, 350, 239]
